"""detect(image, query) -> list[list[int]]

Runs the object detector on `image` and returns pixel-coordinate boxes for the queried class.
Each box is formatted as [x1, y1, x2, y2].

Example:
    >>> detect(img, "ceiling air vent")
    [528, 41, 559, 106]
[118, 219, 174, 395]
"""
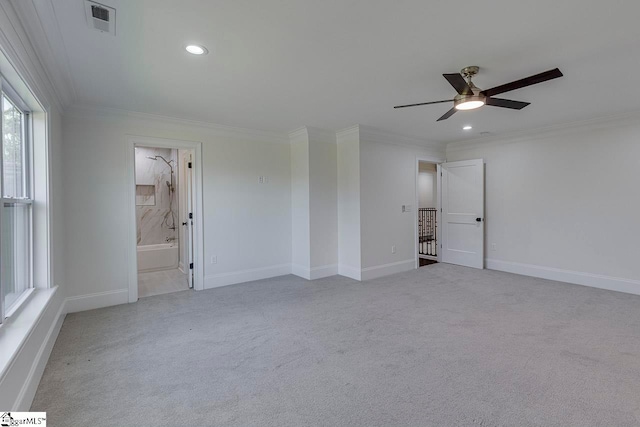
[84, 1, 116, 35]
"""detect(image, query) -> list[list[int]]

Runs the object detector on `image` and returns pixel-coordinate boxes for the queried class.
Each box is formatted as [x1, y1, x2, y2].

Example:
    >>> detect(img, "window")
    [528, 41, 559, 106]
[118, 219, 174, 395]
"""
[0, 84, 32, 322]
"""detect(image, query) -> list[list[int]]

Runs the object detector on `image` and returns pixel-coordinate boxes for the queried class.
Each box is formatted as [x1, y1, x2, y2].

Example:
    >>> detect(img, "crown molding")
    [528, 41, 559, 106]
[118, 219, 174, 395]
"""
[358, 124, 446, 152]
[288, 126, 309, 144]
[65, 104, 290, 144]
[0, 1, 60, 112]
[306, 126, 336, 144]
[336, 125, 360, 143]
[288, 126, 338, 145]
[446, 109, 640, 154]
[9, 0, 75, 108]
[335, 124, 446, 156]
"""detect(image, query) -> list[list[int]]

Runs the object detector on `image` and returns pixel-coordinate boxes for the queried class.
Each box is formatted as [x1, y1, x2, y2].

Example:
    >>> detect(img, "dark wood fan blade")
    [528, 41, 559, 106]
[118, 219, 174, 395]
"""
[485, 97, 531, 110]
[443, 73, 474, 95]
[437, 107, 457, 121]
[481, 68, 563, 97]
[394, 100, 452, 109]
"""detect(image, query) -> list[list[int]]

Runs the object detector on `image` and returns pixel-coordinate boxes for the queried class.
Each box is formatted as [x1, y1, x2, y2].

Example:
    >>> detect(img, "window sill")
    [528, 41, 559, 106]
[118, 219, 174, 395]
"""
[5, 288, 35, 318]
[0, 286, 58, 381]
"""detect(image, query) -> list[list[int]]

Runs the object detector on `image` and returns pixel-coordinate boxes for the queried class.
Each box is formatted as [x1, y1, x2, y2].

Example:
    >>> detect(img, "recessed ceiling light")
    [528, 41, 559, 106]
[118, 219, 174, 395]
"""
[463, 125, 473, 130]
[185, 44, 208, 55]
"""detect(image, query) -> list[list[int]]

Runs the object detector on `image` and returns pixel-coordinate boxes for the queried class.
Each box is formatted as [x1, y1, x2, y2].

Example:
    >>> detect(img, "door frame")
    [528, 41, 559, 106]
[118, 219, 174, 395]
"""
[414, 155, 445, 269]
[177, 149, 194, 279]
[126, 136, 205, 302]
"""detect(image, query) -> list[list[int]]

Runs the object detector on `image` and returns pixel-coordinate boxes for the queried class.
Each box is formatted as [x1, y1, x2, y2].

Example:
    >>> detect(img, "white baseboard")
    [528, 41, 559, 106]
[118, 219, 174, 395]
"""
[0, 288, 64, 411]
[486, 259, 640, 296]
[64, 289, 129, 314]
[338, 265, 361, 281]
[291, 263, 311, 280]
[204, 264, 292, 289]
[292, 264, 338, 280]
[360, 259, 415, 281]
[310, 264, 338, 280]
[13, 299, 65, 410]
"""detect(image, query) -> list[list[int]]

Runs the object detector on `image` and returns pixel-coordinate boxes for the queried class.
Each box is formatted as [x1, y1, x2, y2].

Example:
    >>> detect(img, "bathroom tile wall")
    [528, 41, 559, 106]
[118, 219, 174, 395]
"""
[135, 147, 179, 246]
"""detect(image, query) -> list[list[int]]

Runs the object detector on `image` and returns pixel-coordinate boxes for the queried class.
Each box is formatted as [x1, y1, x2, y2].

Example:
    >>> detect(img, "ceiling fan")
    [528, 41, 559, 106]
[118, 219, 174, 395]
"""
[394, 66, 563, 121]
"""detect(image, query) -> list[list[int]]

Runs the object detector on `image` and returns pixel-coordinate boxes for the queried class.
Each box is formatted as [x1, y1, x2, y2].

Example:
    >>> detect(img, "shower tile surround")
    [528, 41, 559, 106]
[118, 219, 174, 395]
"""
[135, 147, 179, 246]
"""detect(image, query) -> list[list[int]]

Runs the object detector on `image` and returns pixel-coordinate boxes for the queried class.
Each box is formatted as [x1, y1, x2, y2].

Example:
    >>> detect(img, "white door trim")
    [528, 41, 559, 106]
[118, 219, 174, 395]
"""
[126, 136, 205, 303]
[414, 155, 445, 269]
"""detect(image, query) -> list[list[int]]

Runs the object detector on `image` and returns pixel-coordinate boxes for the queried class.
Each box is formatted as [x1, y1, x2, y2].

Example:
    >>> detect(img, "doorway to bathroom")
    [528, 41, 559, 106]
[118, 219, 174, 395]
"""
[127, 137, 204, 302]
[134, 146, 188, 297]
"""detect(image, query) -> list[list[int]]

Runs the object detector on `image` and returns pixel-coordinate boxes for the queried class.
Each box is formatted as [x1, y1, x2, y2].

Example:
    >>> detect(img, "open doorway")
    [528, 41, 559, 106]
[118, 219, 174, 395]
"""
[134, 146, 193, 297]
[127, 136, 204, 303]
[417, 161, 439, 268]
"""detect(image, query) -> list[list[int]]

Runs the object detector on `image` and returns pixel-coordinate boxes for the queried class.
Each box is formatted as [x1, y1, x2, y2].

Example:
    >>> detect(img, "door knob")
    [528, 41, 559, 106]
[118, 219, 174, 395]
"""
[476, 218, 482, 222]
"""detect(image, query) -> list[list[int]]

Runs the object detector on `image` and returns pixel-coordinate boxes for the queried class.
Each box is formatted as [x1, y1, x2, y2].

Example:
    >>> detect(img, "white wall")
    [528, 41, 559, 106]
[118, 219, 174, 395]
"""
[308, 129, 338, 273]
[359, 130, 444, 279]
[290, 131, 311, 274]
[290, 127, 338, 279]
[337, 128, 361, 279]
[336, 126, 445, 280]
[62, 108, 292, 298]
[446, 115, 640, 293]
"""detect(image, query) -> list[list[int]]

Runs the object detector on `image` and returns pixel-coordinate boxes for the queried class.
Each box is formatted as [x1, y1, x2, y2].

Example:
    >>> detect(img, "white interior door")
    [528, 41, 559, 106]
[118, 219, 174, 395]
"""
[183, 152, 194, 289]
[440, 159, 485, 269]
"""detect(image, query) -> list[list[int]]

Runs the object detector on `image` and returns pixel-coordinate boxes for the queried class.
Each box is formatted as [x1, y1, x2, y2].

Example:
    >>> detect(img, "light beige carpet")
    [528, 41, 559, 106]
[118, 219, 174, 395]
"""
[32, 264, 640, 426]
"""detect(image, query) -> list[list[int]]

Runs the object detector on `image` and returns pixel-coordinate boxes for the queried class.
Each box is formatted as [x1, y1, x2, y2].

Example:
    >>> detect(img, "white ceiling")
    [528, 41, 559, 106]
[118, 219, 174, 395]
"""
[18, 0, 640, 143]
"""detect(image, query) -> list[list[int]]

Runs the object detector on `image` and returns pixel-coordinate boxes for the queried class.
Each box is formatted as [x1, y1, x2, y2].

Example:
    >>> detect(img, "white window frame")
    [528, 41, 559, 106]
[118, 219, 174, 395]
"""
[0, 78, 34, 323]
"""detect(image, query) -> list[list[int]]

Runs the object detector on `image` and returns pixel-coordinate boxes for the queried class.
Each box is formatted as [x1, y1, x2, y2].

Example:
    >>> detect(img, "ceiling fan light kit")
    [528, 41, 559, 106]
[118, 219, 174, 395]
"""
[394, 66, 563, 121]
[455, 95, 485, 110]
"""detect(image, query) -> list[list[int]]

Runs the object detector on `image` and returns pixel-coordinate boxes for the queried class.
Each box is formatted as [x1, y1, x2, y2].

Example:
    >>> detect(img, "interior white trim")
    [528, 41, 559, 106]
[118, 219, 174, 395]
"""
[292, 264, 339, 280]
[360, 259, 415, 281]
[0, 1, 56, 111]
[9, 0, 76, 107]
[204, 264, 292, 289]
[67, 104, 288, 145]
[65, 289, 129, 314]
[307, 126, 338, 143]
[291, 264, 311, 280]
[310, 264, 339, 280]
[12, 297, 64, 410]
[0, 288, 60, 410]
[340, 124, 447, 154]
[338, 265, 361, 281]
[486, 259, 640, 296]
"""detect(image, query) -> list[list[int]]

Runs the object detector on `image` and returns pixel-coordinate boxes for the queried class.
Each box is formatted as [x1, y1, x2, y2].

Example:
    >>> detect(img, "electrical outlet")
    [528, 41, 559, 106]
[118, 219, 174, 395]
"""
[391, 245, 396, 254]
[491, 243, 497, 252]
[259, 176, 264, 184]
[211, 255, 217, 264]
[264, 176, 269, 183]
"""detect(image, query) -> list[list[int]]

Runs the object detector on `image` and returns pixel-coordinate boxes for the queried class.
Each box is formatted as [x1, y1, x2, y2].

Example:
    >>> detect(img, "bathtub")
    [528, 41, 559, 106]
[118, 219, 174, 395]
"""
[137, 243, 179, 272]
